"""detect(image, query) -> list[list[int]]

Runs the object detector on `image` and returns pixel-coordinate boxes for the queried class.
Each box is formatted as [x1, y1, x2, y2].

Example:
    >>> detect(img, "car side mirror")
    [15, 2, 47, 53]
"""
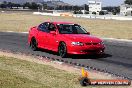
[87, 32, 90, 35]
[50, 31, 57, 35]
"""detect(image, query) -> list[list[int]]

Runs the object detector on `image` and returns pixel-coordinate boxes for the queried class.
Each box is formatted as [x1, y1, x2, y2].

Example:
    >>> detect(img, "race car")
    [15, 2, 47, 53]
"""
[28, 21, 105, 57]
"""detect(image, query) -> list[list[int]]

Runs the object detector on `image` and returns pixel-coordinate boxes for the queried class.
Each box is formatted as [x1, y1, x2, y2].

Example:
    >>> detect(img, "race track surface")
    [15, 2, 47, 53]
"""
[0, 32, 132, 80]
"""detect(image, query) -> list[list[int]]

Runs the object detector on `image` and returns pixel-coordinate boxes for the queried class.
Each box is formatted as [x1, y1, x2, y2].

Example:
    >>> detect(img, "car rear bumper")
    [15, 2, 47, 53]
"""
[67, 45, 105, 55]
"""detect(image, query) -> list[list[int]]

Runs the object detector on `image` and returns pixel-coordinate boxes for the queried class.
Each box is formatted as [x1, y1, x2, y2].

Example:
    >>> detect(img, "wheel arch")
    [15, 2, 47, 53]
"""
[59, 41, 65, 44]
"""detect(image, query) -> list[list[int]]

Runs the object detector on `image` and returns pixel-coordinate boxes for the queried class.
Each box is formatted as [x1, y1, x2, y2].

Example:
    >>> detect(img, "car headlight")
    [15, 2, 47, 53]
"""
[71, 42, 84, 46]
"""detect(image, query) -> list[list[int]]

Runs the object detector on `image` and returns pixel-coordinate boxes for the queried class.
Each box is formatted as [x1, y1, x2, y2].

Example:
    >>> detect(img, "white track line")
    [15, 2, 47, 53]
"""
[6, 31, 28, 34]
[102, 38, 132, 42]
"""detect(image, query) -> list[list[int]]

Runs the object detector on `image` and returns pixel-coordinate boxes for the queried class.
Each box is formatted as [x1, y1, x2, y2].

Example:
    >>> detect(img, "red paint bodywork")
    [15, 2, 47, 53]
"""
[28, 22, 105, 55]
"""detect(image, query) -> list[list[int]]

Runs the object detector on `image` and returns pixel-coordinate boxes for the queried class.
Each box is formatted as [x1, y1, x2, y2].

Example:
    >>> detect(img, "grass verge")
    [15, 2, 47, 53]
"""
[0, 56, 80, 88]
[0, 12, 132, 39]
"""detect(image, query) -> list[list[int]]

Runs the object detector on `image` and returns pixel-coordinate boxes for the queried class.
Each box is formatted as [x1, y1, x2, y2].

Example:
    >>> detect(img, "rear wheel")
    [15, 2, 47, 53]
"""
[58, 42, 67, 58]
[30, 38, 38, 51]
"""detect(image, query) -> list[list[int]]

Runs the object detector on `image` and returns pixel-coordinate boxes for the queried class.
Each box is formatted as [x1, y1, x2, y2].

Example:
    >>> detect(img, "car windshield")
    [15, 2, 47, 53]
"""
[57, 24, 88, 34]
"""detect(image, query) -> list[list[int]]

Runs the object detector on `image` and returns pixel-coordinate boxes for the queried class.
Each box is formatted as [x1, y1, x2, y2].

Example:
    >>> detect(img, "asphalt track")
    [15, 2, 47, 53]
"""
[0, 32, 132, 80]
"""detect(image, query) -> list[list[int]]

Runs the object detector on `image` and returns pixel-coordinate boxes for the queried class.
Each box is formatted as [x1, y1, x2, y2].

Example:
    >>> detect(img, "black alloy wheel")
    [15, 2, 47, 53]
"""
[58, 42, 67, 58]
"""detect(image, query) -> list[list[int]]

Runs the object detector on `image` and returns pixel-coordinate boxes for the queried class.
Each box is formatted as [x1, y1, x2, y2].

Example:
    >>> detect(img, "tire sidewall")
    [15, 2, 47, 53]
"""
[58, 42, 67, 58]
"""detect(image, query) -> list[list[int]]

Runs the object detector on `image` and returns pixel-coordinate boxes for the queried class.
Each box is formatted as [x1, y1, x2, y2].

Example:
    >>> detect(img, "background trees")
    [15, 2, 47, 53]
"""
[125, 0, 132, 5]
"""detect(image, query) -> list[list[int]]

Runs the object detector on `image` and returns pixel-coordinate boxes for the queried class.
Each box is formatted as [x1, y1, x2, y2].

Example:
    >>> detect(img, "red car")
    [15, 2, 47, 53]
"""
[28, 22, 105, 57]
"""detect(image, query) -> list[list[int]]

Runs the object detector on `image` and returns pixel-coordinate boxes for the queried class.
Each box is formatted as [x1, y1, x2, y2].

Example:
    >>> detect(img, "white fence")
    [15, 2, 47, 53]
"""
[33, 12, 132, 21]
[73, 14, 132, 20]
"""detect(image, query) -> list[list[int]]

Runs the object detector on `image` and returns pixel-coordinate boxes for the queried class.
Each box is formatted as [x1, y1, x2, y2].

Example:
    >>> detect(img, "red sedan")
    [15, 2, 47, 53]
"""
[28, 22, 105, 57]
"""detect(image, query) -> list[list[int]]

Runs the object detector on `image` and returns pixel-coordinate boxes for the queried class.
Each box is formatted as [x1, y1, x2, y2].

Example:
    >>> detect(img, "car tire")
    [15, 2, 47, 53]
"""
[58, 42, 67, 58]
[30, 38, 38, 51]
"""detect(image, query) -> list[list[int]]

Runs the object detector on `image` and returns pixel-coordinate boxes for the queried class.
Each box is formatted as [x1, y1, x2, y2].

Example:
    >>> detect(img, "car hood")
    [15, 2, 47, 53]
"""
[62, 34, 102, 43]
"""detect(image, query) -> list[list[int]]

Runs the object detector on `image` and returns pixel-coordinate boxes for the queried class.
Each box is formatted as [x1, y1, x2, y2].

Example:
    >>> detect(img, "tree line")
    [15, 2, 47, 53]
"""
[125, 0, 132, 5]
[0, 1, 39, 9]
[0, 1, 86, 10]
[0, 0, 131, 15]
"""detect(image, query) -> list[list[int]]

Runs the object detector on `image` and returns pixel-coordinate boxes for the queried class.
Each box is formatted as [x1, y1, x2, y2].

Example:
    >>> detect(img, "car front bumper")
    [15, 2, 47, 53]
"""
[67, 45, 105, 55]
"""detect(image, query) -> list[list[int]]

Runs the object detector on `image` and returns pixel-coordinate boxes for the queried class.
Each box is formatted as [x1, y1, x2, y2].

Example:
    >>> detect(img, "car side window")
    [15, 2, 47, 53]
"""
[38, 22, 50, 33]
[48, 23, 56, 31]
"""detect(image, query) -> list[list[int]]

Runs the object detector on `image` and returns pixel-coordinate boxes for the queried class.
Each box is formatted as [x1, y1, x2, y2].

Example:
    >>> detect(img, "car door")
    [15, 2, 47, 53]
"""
[37, 22, 50, 48]
[46, 23, 58, 51]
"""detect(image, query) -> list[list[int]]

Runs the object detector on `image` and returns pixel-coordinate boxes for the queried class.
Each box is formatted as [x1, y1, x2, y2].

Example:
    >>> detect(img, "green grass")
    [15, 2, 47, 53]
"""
[0, 56, 79, 88]
[0, 56, 130, 88]
[0, 12, 132, 39]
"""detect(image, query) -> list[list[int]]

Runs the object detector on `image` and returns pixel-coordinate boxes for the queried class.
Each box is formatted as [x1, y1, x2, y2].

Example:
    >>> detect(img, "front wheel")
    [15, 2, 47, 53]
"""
[58, 42, 67, 58]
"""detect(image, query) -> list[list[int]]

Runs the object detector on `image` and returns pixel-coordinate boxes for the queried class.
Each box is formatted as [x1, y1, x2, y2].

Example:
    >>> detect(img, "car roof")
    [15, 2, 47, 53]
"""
[46, 21, 75, 24]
